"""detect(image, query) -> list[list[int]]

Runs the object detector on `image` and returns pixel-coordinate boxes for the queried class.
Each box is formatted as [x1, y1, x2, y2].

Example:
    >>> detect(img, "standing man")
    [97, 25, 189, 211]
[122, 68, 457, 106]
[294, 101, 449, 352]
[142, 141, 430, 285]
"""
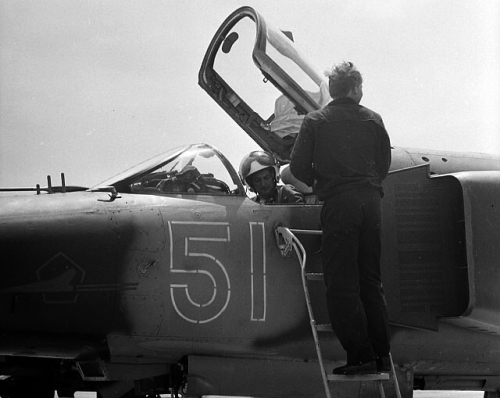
[290, 62, 391, 375]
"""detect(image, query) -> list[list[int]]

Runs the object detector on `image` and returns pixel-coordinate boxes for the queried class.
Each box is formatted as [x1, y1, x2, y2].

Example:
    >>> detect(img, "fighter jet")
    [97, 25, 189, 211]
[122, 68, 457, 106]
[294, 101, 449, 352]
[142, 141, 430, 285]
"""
[1, 6, 500, 398]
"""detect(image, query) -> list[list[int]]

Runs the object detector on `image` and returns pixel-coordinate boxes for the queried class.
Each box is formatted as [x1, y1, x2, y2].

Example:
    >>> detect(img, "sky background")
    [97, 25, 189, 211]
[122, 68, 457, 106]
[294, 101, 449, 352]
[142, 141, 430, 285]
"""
[1, 0, 499, 189]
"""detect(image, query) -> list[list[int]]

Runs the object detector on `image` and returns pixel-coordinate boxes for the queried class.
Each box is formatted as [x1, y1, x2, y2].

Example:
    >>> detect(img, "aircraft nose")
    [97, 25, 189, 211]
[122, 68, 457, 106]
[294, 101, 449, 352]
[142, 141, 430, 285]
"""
[0, 193, 122, 335]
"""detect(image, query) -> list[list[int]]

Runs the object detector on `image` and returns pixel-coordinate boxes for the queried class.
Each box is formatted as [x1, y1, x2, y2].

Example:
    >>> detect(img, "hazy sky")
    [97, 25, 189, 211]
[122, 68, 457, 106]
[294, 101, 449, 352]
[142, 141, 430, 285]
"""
[1, 0, 499, 188]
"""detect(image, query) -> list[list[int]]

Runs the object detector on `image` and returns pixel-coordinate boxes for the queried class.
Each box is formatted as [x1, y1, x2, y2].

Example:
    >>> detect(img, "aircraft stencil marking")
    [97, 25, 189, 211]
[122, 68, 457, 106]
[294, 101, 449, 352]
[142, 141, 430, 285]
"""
[0, 252, 139, 304]
[36, 252, 85, 304]
[250, 222, 266, 321]
[169, 221, 231, 324]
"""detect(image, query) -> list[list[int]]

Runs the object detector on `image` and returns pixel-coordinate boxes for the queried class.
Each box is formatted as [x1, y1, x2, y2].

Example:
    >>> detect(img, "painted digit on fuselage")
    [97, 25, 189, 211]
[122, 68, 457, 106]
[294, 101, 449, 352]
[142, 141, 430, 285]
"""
[169, 221, 231, 324]
[250, 222, 266, 321]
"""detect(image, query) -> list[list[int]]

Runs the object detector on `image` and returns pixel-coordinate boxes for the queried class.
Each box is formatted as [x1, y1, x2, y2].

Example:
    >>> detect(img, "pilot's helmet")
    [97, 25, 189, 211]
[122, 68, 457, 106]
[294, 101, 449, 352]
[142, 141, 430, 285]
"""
[239, 150, 280, 188]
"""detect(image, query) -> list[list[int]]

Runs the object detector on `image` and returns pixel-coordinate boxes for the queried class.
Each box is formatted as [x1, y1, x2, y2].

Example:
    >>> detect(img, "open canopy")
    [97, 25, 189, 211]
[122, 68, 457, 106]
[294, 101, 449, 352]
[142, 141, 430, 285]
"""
[199, 6, 331, 164]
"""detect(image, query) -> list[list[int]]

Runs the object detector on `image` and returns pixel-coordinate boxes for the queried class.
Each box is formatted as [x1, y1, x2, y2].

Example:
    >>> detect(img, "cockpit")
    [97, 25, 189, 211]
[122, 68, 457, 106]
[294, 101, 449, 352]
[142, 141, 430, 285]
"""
[94, 143, 244, 197]
[92, 7, 333, 201]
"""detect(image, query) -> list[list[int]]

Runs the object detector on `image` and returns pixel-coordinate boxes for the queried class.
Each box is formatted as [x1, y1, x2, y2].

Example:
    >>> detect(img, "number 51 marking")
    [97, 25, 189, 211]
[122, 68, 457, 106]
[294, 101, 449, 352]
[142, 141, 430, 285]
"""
[169, 221, 266, 324]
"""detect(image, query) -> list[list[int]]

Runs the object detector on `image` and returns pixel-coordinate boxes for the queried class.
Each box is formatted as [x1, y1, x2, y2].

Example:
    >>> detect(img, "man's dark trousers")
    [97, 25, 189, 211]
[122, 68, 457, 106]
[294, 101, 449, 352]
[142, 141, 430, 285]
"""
[321, 187, 391, 365]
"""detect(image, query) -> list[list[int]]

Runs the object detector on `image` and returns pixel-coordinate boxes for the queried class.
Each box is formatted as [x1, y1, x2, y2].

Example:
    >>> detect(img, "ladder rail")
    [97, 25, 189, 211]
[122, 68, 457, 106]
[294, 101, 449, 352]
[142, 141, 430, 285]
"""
[276, 226, 401, 398]
[389, 353, 402, 398]
[283, 228, 332, 398]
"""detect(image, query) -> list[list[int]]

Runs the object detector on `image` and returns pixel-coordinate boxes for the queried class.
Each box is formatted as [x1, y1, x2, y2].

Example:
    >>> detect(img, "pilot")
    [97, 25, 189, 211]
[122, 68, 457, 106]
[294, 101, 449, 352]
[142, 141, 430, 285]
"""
[290, 61, 392, 375]
[239, 151, 304, 204]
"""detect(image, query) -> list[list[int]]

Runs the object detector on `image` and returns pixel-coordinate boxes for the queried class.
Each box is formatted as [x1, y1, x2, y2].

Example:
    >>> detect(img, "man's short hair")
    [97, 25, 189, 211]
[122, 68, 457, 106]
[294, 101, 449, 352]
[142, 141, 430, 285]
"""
[325, 61, 363, 99]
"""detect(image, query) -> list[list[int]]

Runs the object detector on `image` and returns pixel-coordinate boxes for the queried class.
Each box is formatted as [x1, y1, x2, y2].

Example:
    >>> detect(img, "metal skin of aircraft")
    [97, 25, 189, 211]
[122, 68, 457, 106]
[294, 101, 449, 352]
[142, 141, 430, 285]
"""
[1, 6, 500, 398]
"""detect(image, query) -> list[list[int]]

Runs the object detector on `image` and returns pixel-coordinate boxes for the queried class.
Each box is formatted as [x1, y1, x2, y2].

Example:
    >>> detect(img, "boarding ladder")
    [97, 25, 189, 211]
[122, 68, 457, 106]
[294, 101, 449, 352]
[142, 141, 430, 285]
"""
[275, 226, 402, 398]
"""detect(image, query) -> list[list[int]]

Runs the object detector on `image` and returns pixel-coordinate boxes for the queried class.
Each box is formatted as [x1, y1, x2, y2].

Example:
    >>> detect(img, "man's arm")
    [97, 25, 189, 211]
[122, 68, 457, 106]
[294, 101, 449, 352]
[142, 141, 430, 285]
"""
[290, 118, 315, 186]
[375, 123, 391, 181]
[279, 185, 305, 204]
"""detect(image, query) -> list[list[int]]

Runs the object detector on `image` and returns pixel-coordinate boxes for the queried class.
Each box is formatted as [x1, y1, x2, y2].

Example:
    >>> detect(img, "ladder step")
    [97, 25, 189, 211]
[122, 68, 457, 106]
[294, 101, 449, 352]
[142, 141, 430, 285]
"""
[290, 229, 323, 235]
[316, 324, 333, 332]
[327, 373, 390, 382]
[305, 272, 324, 281]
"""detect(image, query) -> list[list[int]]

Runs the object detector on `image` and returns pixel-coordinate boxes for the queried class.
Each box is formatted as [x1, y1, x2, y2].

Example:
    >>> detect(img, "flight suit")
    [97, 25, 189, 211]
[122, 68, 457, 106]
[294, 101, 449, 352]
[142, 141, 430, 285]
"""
[252, 184, 304, 205]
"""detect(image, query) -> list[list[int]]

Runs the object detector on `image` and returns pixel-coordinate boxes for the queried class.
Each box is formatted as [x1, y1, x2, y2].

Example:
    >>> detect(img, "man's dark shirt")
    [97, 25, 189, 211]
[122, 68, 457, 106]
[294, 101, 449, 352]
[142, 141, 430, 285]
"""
[290, 98, 391, 201]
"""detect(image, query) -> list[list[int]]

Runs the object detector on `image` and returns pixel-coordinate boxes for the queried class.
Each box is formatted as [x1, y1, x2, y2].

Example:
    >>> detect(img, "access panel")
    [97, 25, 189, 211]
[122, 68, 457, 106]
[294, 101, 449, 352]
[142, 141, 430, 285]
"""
[381, 165, 468, 330]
